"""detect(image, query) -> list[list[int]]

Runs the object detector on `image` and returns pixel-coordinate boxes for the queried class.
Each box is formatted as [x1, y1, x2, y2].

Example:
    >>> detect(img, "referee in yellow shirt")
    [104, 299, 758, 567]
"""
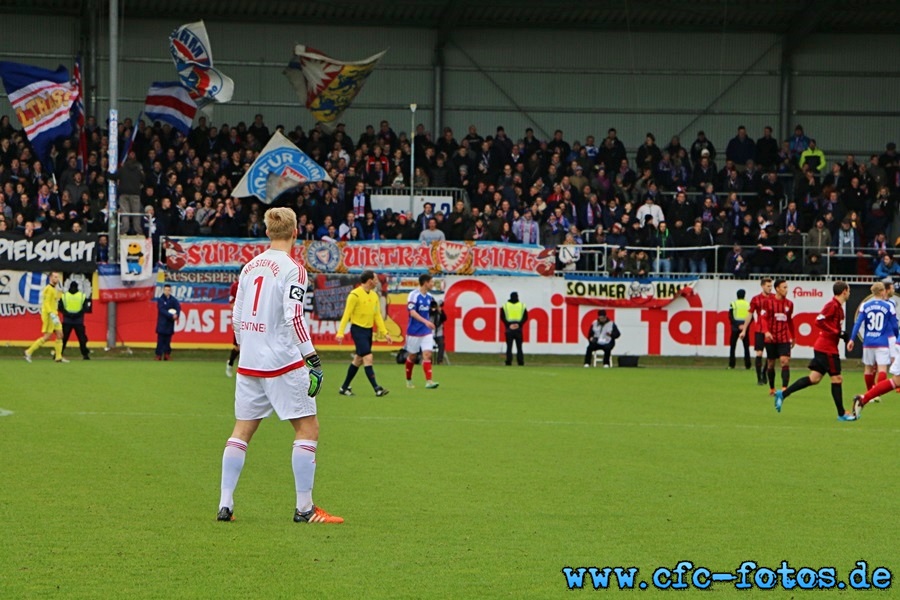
[336, 270, 393, 396]
[25, 272, 68, 363]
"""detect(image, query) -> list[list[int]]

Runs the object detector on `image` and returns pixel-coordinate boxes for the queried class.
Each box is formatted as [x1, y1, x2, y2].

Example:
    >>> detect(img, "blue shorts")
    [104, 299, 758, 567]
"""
[351, 324, 373, 356]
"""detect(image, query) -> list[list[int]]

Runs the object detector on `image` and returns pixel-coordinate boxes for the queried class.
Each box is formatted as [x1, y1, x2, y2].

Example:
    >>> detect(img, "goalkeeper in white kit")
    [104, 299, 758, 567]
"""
[217, 207, 342, 524]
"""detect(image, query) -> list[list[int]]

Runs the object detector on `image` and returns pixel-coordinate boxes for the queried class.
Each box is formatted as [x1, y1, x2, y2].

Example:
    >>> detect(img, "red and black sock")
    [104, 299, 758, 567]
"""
[783, 376, 812, 399]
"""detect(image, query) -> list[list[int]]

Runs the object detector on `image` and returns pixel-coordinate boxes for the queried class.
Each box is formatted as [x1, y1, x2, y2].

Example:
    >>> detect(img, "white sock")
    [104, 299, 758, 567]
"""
[292, 440, 317, 512]
[219, 437, 247, 510]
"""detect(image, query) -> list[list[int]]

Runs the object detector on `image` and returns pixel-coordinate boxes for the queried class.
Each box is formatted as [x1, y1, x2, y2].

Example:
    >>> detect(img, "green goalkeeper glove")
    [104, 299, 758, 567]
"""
[306, 354, 323, 398]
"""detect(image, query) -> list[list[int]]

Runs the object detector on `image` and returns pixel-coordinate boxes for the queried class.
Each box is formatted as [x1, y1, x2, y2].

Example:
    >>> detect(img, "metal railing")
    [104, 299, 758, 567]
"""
[561, 242, 879, 278]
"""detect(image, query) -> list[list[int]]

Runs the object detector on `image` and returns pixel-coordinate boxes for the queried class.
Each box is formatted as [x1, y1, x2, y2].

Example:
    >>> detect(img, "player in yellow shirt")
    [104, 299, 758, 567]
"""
[336, 270, 392, 396]
[25, 272, 68, 363]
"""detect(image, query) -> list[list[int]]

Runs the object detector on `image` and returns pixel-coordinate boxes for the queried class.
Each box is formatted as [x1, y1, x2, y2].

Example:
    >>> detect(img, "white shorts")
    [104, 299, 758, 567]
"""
[405, 333, 435, 354]
[234, 368, 316, 421]
[890, 346, 900, 377]
[863, 347, 892, 367]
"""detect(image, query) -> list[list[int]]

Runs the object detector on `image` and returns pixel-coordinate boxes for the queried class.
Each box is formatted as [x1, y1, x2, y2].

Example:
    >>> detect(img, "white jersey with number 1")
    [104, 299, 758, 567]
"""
[232, 248, 315, 377]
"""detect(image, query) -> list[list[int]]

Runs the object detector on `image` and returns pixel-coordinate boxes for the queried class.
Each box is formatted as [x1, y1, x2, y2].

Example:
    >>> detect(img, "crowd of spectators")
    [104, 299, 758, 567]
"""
[0, 112, 898, 276]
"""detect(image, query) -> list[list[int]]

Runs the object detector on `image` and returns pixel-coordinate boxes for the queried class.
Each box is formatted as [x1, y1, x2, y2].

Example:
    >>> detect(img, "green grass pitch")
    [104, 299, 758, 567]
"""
[1, 355, 897, 598]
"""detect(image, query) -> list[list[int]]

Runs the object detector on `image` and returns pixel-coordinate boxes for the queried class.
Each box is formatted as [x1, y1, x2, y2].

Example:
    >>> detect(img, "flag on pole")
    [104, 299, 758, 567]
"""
[233, 131, 332, 203]
[0, 61, 76, 165]
[72, 55, 88, 172]
[143, 82, 197, 135]
[168, 21, 234, 108]
[284, 45, 386, 126]
[120, 112, 142, 166]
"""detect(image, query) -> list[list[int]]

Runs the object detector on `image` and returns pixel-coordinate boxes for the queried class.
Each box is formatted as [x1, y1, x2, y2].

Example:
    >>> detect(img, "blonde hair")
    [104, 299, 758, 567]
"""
[871, 282, 885, 296]
[264, 207, 297, 240]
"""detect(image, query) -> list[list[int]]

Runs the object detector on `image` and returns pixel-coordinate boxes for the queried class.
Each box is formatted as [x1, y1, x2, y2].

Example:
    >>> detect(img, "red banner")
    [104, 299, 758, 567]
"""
[163, 237, 554, 276]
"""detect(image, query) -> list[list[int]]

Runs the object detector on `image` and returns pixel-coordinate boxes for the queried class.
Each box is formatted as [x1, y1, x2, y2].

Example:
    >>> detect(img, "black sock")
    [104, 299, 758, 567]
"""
[364, 365, 379, 389]
[228, 349, 239, 366]
[342, 364, 359, 389]
[755, 356, 762, 379]
[767, 368, 776, 389]
[783, 376, 812, 399]
[832, 383, 845, 416]
[781, 366, 790, 388]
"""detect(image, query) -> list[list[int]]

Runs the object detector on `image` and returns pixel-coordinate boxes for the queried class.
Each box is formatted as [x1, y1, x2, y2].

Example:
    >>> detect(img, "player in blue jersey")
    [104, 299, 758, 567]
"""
[848, 280, 898, 399]
[404, 273, 439, 389]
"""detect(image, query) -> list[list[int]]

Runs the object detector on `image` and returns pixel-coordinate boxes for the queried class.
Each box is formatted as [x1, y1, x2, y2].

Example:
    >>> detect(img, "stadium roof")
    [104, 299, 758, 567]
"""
[4, 0, 900, 34]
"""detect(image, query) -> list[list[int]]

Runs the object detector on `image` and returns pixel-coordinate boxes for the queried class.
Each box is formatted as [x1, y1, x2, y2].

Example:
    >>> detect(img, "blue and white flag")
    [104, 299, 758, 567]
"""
[144, 82, 197, 135]
[168, 21, 234, 108]
[0, 62, 76, 163]
[233, 131, 332, 203]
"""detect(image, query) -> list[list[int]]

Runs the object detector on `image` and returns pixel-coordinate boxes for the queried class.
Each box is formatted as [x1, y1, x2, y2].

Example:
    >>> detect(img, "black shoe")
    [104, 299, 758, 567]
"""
[757, 378, 766, 386]
[374, 386, 389, 397]
[83, 355, 91, 360]
[217, 507, 234, 522]
[338, 386, 354, 396]
[505, 362, 511, 366]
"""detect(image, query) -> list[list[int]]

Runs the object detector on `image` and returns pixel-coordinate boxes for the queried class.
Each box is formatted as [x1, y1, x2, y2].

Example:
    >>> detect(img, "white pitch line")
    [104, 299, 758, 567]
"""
[7, 410, 900, 434]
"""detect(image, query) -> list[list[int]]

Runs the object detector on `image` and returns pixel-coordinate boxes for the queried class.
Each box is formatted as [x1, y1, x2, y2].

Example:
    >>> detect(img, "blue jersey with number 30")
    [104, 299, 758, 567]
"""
[407, 289, 433, 337]
[850, 299, 899, 348]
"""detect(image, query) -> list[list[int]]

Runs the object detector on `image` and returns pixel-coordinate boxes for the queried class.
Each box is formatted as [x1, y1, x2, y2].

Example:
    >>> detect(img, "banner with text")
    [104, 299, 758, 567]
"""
[564, 275, 699, 309]
[162, 237, 554, 276]
[96, 263, 159, 303]
[443, 276, 839, 358]
[0, 232, 97, 272]
[0, 270, 92, 316]
[0, 276, 868, 356]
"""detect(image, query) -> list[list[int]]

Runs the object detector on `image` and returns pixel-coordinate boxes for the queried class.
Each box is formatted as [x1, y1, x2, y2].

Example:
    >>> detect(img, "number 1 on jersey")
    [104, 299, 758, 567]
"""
[251, 276, 264, 316]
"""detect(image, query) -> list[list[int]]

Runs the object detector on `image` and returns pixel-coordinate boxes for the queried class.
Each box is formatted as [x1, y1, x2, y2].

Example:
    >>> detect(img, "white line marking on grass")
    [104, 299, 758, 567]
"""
[11, 410, 899, 434]
[344, 415, 899, 434]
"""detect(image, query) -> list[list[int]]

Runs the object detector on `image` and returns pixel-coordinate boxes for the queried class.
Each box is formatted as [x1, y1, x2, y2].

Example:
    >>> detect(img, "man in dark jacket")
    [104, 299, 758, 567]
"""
[755, 126, 779, 170]
[155, 284, 181, 361]
[726, 126, 757, 169]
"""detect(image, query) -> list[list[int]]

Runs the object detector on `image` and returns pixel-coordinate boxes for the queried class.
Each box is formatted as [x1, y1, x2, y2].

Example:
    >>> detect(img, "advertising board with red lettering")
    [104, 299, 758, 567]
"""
[0, 273, 858, 358]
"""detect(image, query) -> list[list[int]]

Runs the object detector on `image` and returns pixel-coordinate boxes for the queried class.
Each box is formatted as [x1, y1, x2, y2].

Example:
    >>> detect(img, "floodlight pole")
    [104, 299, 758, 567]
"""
[106, 0, 119, 349]
[409, 103, 417, 215]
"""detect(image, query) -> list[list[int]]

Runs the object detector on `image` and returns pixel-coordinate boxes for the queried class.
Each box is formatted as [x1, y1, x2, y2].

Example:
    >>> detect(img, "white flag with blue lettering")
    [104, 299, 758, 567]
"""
[233, 131, 332, 203]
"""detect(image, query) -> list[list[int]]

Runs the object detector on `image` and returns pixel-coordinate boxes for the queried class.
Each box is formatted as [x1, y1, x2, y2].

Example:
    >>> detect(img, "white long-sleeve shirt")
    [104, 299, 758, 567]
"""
[232, 248, 315, 377]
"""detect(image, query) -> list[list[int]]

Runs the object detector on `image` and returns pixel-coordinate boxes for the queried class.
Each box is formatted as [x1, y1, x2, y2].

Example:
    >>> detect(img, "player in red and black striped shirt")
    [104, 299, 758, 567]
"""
[759, 279, 795, 395]
[739, 277, 773, 386]
[775, 281, 856, 421]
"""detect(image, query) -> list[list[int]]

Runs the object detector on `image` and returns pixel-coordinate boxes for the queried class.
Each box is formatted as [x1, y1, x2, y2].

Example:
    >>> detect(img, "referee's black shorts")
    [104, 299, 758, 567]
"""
[808, 351, 841, 376]
[350, 324, 373, 356]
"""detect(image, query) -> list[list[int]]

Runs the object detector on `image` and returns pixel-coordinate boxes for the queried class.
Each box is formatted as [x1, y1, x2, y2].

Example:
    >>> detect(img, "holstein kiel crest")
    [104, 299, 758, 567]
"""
[168, 21, 233, 105]
[169, 24, 211, 68]
[233, 131, 332, 203]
